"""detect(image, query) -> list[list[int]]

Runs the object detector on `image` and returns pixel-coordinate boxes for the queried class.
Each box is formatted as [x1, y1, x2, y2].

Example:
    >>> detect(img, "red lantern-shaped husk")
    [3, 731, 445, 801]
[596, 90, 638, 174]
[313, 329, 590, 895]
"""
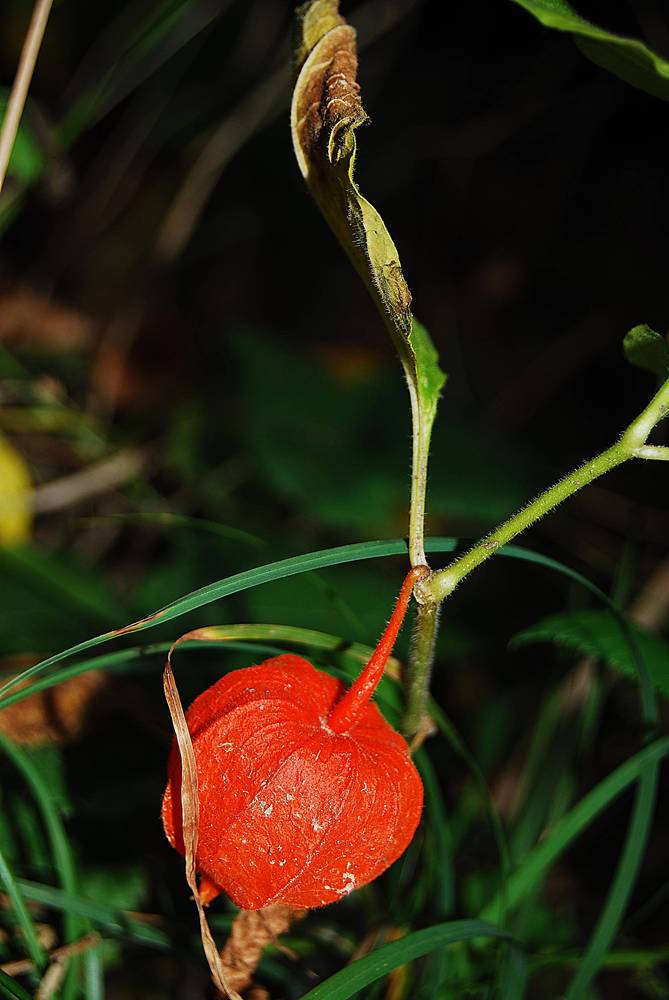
[162, 569, 425, 910]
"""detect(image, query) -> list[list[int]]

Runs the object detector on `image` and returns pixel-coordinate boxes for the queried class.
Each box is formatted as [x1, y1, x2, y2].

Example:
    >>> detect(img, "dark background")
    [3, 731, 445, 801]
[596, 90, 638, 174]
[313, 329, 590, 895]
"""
[1, 1, 669, 996]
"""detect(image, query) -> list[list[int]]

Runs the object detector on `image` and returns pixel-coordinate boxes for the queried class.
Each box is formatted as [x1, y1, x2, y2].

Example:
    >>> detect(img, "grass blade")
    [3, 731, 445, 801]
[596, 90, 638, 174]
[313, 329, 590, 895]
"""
[0, 735, 87, 998]
[0, 737, 81, 938]
[16, 878, 169, 949]
[0, 840, 46, 970]
[0, 536, 615, 706]
[479, 736, 669, 922]
[297, 920, 514, 1000]
[563, 764, 659, 998]
[0, 969, 32, 1000]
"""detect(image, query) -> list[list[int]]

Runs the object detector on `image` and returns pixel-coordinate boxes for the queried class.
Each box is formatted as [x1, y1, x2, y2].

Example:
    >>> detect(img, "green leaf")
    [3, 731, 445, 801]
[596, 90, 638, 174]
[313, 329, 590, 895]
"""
[509, 0, 669, 100]
[623, 324, 669, 377]
[409, 315, 447, 426]
[511, 609, 669, 699]
[298, 920, 514, 1000]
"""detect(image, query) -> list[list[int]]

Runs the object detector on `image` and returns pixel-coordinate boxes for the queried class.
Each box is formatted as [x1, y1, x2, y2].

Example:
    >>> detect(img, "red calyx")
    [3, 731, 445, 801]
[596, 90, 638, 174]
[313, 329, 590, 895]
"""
[162, 567, 427, 910]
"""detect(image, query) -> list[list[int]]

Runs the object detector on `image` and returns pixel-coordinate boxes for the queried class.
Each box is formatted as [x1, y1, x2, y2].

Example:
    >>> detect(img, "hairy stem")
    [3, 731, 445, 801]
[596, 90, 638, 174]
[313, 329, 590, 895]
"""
[418, 377, 669, 606]
[406, 377, 436, 568]
[403, 361, 440, 740]
[403, 599, 440, 741]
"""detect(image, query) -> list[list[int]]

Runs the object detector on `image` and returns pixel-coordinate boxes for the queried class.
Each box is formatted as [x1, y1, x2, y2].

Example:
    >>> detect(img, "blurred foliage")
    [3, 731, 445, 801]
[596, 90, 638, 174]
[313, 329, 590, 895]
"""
[1, 0, 669, 997]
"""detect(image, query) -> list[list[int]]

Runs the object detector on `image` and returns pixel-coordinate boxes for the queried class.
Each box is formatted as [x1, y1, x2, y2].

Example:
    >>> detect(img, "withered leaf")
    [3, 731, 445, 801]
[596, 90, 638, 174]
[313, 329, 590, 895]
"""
[291, 0, 445, 386]
[291, 1, 446, 564]
[292, 0, 411, 350]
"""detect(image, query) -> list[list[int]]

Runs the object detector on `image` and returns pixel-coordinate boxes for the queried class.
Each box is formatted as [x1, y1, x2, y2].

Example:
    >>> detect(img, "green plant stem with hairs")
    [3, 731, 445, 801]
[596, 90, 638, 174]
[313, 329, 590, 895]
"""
[403, 379, 669, 739]
[400, 372, 669, 738]
[404, 599, 440, 740]
[418, 375, 669, 605]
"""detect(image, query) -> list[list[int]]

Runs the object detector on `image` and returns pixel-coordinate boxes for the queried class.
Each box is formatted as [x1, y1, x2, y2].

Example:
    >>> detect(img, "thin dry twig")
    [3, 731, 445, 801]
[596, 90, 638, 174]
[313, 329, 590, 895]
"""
[0, 0, 55, 194]
[0, 931, 100, 978]
[163, 646, 242, 1000]
[31, 447, 145, 514]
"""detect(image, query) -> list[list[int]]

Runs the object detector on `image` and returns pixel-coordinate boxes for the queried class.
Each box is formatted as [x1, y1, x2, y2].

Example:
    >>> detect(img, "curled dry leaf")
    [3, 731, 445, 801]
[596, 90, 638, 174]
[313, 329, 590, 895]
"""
[292, 0, 411, 352]
[291, 0, 445, 565]
[291, 0, 445, 392]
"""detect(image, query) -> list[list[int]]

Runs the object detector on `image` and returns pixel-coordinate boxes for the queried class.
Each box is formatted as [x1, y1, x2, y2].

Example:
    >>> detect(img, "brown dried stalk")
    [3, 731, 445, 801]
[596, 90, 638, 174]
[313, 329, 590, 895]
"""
[163, 651, 242, 1000]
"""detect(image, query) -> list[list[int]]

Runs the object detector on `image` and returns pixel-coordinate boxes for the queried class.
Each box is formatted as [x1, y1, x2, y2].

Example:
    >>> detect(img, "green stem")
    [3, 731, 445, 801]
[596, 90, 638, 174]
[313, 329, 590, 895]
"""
[636, 444, 669, 461]
[403, 599, 440, 740]
[403, 356, 441, 739]
[418, 376, 669, 606]
[406, 375, 435, 568]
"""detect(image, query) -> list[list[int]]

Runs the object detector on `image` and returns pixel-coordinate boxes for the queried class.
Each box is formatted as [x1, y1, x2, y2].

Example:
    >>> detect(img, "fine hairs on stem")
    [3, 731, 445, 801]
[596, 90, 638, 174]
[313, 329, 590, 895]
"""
[418, 374, 669, 607]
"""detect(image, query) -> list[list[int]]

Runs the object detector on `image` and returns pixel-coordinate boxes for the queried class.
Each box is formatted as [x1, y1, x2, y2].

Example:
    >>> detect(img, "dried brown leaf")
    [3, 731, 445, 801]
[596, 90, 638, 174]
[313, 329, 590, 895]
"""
[0, 289, 94, 350]
[163, 646, 242, 1000]
[0, 669, 107, 745]
[220, 905, 306, 994]
[291, 1, 412, 350]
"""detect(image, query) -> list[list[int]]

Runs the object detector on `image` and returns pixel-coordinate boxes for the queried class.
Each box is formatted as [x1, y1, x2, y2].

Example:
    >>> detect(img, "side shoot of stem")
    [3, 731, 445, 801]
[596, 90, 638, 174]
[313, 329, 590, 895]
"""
[417, 376, 669, 607]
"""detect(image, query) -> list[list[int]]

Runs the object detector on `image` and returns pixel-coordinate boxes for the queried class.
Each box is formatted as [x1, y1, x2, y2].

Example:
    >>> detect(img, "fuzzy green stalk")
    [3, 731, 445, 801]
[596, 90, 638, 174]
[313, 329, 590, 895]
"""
[403, 598, 441, 741]
[417, 377, 669, 607]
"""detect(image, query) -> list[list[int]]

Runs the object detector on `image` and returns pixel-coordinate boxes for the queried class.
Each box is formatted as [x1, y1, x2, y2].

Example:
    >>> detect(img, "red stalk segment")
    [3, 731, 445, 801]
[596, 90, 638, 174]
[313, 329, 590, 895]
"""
[327, 565, 428, 734]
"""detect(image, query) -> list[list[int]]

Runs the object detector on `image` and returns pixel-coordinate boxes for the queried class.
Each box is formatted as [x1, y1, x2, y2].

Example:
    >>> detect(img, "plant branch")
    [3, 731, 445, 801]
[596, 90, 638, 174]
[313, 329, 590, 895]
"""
[403, 599, 440, 741]
[0, 0, 54, 195]
[406, 378, 435, 567]
[417, 376, 669, 606]
[635, 444, 669, 461]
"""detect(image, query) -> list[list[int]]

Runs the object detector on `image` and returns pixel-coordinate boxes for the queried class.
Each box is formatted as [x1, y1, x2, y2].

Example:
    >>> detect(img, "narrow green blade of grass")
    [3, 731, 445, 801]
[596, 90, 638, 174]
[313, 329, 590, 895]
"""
[0, 841, 46, 970]
[297, 921, 514, 1000]
[509, 560, 659, 990]
[0, 735, 91, 999]
[499, 942, 529, 1000]
[0, 641, 286, 711]
[0, 536, 614, 705]
[82, 511, 265, 549]
[82, 946, 105, 1000]
[16, 879, 169, 949]
[530, 944, 669, 971]
[479, 736, 669, 922]
[564, 764, 659, 998]
[0, 969, 32, 1000]
[0, 538, 426, 702]
[430, 700, 511, 926]
[414, 749, 454, 916]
